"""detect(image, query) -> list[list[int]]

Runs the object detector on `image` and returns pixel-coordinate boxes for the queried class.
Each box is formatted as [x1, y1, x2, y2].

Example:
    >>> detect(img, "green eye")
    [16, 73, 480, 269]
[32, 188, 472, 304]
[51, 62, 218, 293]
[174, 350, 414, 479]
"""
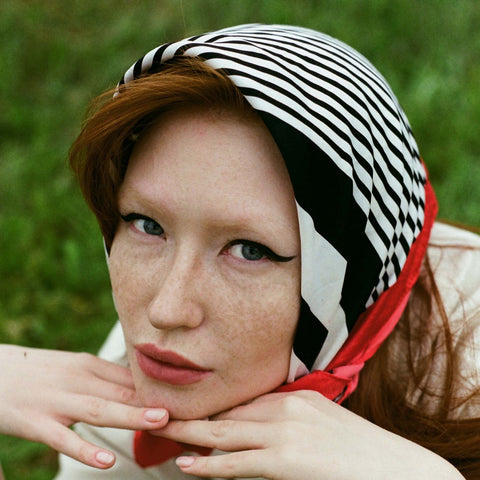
[121, 213, 164, 236]
[134, 218, 164, 236]
[231, 243, 265, 261]
[227, 240, 295, 263]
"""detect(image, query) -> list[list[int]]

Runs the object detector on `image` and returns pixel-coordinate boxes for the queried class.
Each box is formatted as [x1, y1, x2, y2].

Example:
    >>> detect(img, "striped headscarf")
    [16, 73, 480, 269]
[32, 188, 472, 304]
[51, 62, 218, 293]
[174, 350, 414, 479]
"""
[120, 25, 437, 465]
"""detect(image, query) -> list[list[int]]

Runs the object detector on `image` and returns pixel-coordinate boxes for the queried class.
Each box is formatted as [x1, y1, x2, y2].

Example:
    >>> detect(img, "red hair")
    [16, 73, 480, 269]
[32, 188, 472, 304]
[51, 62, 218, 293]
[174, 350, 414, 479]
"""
[69, 58, 251, 249]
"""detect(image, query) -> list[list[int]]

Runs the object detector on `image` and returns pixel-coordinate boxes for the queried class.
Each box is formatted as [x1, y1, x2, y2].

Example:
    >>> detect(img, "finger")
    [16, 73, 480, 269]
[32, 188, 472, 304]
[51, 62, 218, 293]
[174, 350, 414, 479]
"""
[24, 349, 134, 390]
[78, 353, 135, 389]
[81, 377, 139, 406]
[93, 361, 135, 390]
[176, 449, 270, 479]
[213, 401, 272, 422]
[59, 394, 169, 430]
[214, 390, 324, 423]
[159, 419, 269, 451]
[54, 370, 138, 406]
[39, 421, 116, 469]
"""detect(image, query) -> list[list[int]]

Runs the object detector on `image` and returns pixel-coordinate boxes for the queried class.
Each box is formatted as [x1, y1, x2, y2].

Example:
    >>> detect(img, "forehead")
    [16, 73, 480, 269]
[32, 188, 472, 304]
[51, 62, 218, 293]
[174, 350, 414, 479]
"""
[119, 107, 297, 230]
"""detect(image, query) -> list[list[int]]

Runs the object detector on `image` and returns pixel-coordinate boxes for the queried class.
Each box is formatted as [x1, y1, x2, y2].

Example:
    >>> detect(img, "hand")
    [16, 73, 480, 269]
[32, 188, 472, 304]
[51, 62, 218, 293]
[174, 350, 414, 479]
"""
[155, 391, 464, 480]
[0, 344, 169, 469]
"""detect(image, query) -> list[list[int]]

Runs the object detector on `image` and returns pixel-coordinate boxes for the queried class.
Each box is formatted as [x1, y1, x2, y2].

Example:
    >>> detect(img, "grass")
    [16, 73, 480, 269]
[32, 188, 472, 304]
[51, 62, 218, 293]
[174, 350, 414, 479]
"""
[0, 1, 479, 478]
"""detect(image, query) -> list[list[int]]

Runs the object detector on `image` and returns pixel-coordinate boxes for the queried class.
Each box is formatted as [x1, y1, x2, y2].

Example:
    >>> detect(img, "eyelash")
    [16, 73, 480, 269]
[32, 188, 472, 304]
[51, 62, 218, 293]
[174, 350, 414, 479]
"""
[225, 240, 295, 263]
[120, 213, 164, 236]
[119, 212, 294, 263]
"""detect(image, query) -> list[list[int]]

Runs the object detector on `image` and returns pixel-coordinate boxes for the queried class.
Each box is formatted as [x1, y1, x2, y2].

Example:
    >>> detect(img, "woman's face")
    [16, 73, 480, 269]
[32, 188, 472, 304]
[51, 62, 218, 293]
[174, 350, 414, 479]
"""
[109, 107, 301, 419]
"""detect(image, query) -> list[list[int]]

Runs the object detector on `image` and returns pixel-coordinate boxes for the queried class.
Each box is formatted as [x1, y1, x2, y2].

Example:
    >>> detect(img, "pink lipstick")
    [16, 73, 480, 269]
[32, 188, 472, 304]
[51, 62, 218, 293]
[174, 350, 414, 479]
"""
[135, 343, 212, 385]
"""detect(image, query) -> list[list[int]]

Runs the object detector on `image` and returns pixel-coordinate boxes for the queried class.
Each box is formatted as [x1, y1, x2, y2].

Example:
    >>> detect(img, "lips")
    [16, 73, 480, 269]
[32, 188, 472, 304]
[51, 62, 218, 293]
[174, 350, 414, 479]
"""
[135, 343, 212, 385]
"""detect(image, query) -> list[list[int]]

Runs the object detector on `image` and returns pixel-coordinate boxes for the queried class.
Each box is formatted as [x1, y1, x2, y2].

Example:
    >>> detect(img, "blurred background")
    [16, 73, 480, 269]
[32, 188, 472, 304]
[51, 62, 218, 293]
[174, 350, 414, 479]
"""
[0, 0, 479, 478]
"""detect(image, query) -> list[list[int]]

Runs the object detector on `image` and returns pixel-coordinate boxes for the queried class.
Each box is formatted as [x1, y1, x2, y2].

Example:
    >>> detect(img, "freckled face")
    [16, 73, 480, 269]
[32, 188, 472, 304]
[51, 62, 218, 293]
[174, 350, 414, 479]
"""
[109, 107, 301, 419]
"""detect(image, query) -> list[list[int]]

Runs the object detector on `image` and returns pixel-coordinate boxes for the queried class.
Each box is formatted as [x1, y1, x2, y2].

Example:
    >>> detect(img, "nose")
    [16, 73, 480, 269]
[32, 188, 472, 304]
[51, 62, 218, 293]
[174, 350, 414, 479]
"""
[147, 250, 206, 331]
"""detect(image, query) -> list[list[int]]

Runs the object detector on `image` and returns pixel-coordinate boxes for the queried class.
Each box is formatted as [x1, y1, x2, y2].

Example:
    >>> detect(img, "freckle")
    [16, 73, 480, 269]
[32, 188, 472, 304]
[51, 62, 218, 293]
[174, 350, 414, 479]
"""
[24, 351, 27, 358]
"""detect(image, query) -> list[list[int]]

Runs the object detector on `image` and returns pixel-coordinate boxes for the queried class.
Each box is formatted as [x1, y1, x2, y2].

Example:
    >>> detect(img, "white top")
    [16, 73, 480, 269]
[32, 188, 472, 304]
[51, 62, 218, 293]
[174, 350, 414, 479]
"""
[55, 222, 480, 479]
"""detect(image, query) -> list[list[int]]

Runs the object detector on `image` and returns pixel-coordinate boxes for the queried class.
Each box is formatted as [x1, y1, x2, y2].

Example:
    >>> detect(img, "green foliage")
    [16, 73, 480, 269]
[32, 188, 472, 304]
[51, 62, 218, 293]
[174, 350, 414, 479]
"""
[0, 1, 478, 478]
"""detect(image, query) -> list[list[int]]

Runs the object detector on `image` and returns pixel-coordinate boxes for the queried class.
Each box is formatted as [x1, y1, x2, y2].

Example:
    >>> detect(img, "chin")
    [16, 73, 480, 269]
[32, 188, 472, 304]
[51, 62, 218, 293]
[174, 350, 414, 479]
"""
[135, 380, 224, 420]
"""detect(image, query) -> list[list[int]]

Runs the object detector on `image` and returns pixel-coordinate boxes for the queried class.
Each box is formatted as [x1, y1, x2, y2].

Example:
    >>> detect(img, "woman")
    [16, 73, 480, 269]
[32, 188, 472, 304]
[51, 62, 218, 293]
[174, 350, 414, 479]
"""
[48, 23, 479, 478]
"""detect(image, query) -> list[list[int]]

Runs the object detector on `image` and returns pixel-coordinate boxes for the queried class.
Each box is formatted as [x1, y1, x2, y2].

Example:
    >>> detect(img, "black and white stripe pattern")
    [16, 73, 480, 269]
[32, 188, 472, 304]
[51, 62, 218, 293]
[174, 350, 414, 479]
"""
[120, 24, 426, 380]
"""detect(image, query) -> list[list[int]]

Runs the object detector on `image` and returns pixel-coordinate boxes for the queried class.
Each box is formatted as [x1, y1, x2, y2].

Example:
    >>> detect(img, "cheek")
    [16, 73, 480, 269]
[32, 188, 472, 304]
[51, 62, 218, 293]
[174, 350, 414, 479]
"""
[218, 270, 301, 373]
[110, 234, 300, 370]
[202, 273, 300, 415]
[108, 241, 151, 327]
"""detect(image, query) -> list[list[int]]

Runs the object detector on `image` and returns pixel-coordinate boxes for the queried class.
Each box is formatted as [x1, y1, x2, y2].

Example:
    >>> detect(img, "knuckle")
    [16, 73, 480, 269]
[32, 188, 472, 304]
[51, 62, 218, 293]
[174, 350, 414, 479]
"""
[116, 386, 136, 404]
[46, 426, 69, 452]
[76, 352, 96, 367]
[84, 397, 105, 422]
[279, 394, 305, 415]
[220, 457, 237, 476]
[208, 455, 237, 477]
[209, 420, 233, 440]
[76, 441, 95, 464]
[298, 389, 323, 402]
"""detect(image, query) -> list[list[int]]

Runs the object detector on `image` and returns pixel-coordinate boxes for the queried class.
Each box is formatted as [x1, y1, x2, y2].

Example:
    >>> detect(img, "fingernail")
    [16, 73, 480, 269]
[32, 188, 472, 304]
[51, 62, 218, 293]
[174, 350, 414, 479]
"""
[176, 456, 195, 468]
[96, 451, 115, 465]
[144, 409, 167, 422]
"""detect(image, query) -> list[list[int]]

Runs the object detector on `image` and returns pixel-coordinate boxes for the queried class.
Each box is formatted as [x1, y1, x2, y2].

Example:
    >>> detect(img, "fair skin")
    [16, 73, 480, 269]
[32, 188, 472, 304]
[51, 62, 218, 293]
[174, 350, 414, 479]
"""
[164, 391, 465, 479]
[110, 107, 464, 479]
[109, 106, 302, 420]
[0, 344, 168, 468]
